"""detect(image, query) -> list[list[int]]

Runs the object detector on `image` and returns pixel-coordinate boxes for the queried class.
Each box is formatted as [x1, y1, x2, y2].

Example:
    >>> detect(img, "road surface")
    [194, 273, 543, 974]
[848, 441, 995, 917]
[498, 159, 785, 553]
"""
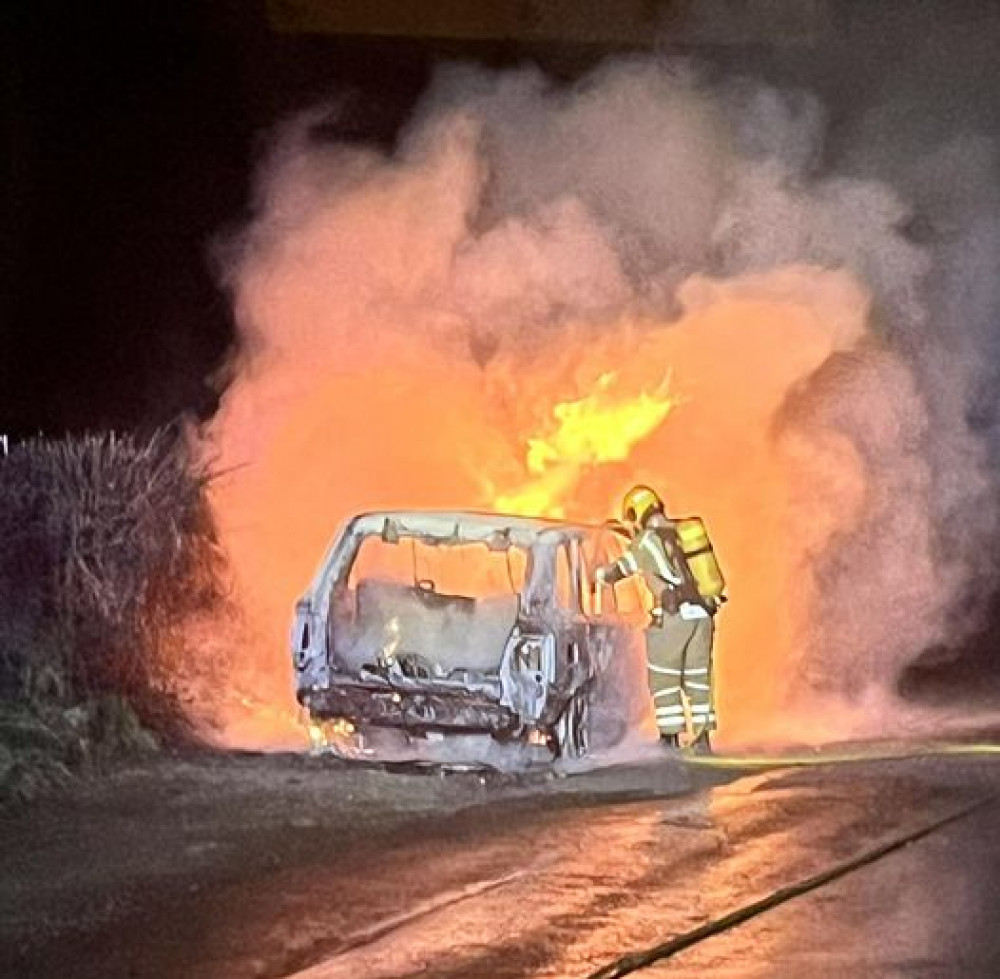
[3, 744, 1000, 977]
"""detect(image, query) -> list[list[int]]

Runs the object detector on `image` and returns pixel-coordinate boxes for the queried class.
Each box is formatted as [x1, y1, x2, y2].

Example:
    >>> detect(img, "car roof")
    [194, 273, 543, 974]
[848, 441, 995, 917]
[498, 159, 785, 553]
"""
[349, 509, 605, 548]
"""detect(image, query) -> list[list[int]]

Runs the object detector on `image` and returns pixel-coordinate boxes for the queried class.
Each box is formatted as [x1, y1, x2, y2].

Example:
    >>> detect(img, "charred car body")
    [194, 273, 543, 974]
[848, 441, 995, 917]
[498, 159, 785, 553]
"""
[292, 511, 652, 759]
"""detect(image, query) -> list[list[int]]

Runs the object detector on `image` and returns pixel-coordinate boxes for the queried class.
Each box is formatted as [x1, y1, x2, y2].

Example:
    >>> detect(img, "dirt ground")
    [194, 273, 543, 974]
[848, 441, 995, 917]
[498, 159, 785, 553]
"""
[0, 747, 728, 978]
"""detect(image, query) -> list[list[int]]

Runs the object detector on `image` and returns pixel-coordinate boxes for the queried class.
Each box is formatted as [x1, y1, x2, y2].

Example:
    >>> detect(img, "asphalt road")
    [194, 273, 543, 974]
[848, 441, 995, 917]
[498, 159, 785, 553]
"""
[291, 756, 1000, 978]
[4, 746, 1000, 978]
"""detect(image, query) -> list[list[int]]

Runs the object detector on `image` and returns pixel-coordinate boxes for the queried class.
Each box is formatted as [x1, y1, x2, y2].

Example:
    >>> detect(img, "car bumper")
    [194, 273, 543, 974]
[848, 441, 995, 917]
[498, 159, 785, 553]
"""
[300, 677, 519, 734]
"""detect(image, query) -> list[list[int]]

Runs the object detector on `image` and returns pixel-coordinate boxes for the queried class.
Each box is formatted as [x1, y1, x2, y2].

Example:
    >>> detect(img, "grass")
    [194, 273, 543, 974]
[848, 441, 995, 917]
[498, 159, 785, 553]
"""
[0, 428, 228, 803]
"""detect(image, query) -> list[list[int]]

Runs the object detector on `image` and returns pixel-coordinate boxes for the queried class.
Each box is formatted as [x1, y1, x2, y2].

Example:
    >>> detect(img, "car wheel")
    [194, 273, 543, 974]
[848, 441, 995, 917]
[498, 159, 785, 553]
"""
[556, 688, 590, 760]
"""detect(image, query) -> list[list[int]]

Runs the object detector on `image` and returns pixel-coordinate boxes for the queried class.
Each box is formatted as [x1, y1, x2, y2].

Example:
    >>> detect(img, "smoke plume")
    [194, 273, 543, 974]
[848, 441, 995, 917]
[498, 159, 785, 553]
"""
[206, 47, 1000, 748]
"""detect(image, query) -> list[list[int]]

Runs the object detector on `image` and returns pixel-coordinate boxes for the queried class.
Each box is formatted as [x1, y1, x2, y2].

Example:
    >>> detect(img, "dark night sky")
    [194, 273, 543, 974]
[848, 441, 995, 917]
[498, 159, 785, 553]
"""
[4, 2, 244, 434]
[3, 1, 652, 438]
[1, 1, 462, 436]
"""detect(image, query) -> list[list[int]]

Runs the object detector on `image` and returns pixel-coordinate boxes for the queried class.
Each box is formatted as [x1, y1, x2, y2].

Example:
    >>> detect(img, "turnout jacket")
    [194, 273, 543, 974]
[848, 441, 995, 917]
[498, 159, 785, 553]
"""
[602, 518, 710, 620]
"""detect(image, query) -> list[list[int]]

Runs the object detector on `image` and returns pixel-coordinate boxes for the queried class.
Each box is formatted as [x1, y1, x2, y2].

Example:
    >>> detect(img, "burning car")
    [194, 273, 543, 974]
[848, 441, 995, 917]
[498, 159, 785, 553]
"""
[292, 510, 653, 761]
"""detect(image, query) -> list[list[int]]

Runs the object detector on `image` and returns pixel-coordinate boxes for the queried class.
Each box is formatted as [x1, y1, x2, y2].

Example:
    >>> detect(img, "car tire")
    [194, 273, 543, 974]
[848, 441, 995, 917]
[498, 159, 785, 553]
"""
[556, 688, 590, 760]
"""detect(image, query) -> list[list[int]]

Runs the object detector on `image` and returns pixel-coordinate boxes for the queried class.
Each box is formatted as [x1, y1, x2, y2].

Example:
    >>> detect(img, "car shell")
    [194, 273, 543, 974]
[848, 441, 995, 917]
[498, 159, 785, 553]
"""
[292, 510, 650, 759]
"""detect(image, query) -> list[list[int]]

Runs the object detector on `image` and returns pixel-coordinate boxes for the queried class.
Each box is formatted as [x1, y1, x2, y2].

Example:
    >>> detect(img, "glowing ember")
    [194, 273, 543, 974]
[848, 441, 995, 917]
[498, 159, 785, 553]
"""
[308, 717, 357, 751]
[307, 722, 326, 748]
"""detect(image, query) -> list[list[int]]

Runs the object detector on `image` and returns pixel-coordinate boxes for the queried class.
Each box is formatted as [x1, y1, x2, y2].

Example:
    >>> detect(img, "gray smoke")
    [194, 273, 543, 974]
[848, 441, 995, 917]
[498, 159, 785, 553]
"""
[211, 12, 1000, 747]
[428, 58, 998, 701]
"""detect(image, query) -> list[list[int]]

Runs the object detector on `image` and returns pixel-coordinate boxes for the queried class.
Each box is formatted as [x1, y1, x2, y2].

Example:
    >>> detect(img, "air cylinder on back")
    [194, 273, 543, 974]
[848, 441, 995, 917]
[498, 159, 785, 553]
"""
[674, 516, 726, 600]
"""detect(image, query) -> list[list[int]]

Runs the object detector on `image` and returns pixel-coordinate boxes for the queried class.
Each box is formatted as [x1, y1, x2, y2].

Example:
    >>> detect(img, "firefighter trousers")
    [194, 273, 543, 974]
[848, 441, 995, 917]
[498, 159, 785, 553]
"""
[646, 614, 716, 736]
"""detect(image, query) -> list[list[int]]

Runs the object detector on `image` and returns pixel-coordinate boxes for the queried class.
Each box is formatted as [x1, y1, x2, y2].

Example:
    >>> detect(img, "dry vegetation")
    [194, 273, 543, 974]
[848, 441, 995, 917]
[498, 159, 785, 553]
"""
[0, 429, 228, 802]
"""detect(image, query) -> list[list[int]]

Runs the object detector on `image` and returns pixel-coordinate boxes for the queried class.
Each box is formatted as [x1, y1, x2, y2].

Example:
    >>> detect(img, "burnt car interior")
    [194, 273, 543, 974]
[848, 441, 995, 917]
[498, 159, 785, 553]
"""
[331, 532, 529, 675]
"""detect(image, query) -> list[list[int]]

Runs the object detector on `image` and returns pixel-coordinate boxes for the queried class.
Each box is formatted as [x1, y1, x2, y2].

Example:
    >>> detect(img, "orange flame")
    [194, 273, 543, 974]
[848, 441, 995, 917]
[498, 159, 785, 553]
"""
[493, 371, 676, 517]
[207, 267, 871, 749]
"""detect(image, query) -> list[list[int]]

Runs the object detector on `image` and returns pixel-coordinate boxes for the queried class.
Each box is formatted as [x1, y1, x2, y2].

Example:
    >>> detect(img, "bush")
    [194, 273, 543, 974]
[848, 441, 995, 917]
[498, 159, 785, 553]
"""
[0, 428, 228, 748]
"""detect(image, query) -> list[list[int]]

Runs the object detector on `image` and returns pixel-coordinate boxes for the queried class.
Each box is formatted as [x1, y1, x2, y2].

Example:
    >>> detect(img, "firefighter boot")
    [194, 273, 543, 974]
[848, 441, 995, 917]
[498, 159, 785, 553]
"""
[689, 729, 712, 755]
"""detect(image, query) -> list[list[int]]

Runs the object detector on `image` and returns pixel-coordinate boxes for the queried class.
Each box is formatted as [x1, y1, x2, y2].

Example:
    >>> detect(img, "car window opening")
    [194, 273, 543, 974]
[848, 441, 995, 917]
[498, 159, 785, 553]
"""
[331, 533, 531, 674]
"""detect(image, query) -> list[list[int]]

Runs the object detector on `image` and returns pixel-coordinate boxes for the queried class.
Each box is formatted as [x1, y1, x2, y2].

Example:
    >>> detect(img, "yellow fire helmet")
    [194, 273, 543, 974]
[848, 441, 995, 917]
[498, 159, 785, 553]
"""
[622, 485, 663, 526]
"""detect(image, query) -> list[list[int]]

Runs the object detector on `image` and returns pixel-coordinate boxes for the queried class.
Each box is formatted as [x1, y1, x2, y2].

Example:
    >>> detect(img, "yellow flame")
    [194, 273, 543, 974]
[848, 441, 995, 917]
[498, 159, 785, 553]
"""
[308, 717, 356, 750]
[495, 371, 677, 516]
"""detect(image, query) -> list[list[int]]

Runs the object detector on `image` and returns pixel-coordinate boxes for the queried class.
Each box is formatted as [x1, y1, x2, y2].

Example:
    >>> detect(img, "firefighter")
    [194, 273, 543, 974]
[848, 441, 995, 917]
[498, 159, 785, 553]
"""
[596, 485, 724, 752]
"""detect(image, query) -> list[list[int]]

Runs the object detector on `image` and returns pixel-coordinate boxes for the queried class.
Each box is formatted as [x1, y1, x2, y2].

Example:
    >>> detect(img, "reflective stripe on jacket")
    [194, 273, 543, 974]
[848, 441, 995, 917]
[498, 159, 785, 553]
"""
[605, 520, 705, 614]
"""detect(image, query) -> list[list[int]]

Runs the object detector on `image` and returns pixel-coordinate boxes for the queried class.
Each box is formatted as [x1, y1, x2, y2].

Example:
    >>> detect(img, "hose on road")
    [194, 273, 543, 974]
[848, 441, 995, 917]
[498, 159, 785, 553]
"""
[588, 792, 998, 978]
[683, 741, 1000, 770]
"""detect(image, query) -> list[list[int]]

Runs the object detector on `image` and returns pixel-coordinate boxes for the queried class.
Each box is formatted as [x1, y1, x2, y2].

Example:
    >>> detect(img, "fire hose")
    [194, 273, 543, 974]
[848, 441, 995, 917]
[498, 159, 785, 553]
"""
[683, 740, 1000, 770]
